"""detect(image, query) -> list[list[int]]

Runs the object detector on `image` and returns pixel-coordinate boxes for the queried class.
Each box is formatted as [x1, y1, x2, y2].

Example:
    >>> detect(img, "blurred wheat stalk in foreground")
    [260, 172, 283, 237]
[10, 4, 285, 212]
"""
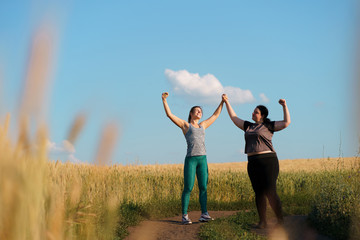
[0, 22, 122, 239]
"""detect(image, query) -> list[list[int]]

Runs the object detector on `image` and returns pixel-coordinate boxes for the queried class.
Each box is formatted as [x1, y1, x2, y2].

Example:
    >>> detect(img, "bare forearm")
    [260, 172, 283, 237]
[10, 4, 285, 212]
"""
[213, 101, 224, 118]
[201, 101, 224, 128]
[225, 101, 237, 119]
[275, 99, 291, 131]
[283, 104, 291, 125]
[224, 100, 244, 129]
[162, 99, 172, 118]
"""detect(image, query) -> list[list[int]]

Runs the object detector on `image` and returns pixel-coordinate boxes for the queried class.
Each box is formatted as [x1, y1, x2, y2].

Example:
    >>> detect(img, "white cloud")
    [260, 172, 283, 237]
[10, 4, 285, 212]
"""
[47, 140, 80, 163]
[224, 86, 256, 105]
[259, 93, 269, 103]
[164, 69, 255, 104]
[68, 154, 81, 164]
[47, 140, 75, 153]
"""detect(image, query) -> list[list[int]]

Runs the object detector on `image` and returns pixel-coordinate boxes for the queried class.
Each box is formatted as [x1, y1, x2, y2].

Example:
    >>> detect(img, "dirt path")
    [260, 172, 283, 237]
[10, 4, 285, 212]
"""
[125, 211, 331, 240]
[252, 215, 332, 240]
[125, 211, 237, 240]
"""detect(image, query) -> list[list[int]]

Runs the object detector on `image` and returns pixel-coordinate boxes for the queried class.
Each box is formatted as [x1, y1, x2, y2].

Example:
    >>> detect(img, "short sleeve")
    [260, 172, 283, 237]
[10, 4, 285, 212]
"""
[264, 121, 275, 133]
[243, 121, 252, 131]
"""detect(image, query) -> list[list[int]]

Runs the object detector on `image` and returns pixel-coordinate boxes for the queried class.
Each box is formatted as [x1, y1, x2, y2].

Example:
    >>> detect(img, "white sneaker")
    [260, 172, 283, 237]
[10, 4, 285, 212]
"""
[182, 214, 192, 225]
[199, 212, 214, 222]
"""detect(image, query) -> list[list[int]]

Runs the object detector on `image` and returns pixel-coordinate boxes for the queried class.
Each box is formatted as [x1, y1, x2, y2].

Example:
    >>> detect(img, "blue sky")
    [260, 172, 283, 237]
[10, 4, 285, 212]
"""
[0, 0, 358, 164]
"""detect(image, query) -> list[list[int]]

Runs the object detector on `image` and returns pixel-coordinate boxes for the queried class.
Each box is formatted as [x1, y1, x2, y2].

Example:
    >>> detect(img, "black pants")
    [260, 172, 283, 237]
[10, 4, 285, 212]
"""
[247, 153, 283, 223]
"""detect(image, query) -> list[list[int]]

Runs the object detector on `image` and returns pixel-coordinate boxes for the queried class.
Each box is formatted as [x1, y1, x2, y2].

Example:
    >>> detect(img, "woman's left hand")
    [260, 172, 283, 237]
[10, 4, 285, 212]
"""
[222, 94, 228, 102]
[278, 99, 286, 106]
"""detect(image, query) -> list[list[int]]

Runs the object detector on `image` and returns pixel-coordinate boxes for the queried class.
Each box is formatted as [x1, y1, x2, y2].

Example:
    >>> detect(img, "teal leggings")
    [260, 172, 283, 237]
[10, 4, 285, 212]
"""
[181, 155, 208, 215]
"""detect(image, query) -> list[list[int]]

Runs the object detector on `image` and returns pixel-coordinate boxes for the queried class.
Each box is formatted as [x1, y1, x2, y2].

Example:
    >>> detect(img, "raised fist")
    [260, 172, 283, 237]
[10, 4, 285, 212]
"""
[278, 99, 286, 106]
[162, 92, 169, 100]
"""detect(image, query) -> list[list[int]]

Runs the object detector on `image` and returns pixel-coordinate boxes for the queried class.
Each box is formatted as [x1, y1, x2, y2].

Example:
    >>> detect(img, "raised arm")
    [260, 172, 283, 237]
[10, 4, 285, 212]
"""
[222, 94, 245, 130]
[200, 98, 224, 129]
[274, 99, 291, 131]
[162, 92, 189, 133]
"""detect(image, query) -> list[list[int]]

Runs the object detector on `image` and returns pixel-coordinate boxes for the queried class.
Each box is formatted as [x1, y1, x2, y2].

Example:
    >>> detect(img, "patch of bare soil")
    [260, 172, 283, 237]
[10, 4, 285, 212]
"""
[252, 215, 332, 240]
[125, 212, 332, 240]
[125, 211, 237, 240]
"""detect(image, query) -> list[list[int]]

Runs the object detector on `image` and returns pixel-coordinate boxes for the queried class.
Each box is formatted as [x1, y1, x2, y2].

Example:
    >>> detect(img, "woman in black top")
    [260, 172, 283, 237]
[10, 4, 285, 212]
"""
[222, 94, 291, 228]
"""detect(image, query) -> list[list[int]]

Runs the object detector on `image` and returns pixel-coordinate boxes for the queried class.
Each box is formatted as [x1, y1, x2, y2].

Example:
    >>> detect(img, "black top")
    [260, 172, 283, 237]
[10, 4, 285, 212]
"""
[243, 121, 275, 153]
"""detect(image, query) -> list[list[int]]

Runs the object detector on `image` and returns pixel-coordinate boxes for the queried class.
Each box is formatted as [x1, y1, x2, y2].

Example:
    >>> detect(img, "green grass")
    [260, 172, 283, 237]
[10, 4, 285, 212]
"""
[43, 158, 360, 239]
[199, 210, 265, 240]
[115, 203, 148, 239]
[3, 151, 358, 239]
[198, 169, 360, 240]
[68, 165, 359, 240]
[308, 169, 360, 240]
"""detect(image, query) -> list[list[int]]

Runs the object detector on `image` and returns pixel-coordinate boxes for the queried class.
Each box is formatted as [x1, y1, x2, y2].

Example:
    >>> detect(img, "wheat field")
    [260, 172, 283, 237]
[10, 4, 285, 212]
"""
[208, 156, 359, 172]
[1, 112, 358, 240]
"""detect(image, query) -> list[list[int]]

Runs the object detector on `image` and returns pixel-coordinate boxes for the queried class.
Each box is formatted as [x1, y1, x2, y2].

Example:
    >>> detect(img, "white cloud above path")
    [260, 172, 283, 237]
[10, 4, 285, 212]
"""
[164, 69, 262, 104]
[47, 140, 81, 163]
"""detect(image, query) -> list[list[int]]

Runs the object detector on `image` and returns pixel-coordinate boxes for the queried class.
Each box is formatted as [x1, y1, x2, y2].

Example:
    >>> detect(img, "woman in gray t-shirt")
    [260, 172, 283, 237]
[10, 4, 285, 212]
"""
[162, 92, 224, 224]
[222, 94, 291, 229]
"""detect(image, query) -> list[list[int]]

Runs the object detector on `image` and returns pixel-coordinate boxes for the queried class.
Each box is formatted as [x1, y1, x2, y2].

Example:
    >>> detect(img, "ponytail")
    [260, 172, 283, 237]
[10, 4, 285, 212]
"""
[264, 118, 271, 123]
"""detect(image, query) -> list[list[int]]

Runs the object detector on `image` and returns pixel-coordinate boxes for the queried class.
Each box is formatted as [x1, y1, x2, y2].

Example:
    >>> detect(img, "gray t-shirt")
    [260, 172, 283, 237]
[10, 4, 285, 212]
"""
[243, 121, 276, 154]
[185, 124, 206, 157]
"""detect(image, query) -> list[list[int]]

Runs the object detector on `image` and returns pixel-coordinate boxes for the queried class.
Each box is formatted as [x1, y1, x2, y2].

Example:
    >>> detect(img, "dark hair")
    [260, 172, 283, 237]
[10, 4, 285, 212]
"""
[256, 105, 270, 123]
[188, 106, 202, 123]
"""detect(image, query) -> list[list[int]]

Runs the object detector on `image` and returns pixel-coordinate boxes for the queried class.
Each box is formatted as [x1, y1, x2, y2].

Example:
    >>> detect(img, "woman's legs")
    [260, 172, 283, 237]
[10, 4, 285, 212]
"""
[266, 190, 283, 223]
[264, 155, 283, 223]
[248, 153, 283, 226]
[248, 160, 267, 226]
[196, 156, 208, 213]
[181, 155, 209, 215]
[182, 157, 196, 215]
[255, 192, 267, 226]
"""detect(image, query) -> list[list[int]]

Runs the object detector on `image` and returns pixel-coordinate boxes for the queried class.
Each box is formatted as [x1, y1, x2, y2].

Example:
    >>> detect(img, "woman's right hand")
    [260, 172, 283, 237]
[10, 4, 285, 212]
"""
[162, 92, 169, 100]
[222, 94, 228, 102]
